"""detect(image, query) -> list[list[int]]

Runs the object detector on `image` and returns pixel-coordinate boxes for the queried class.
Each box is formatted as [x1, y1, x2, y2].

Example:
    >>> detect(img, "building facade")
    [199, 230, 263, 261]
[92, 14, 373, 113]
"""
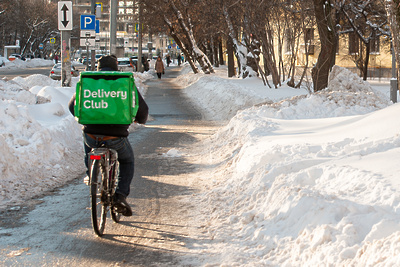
[71, 0, 168, 58]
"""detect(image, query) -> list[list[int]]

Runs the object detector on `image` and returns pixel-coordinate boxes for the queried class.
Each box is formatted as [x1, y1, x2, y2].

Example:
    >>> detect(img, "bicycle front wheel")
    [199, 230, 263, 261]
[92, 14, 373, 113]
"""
[90, 159, 107, 237]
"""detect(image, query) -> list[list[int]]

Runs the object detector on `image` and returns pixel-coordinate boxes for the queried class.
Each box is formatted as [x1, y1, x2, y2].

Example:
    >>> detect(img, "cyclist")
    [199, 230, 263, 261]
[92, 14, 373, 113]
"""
[68, 55, 149, 216]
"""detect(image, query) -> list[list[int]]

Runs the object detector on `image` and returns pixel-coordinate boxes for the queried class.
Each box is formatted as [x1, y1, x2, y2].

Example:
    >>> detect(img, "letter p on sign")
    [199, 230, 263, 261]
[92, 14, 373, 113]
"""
[80, 15, 96, 30]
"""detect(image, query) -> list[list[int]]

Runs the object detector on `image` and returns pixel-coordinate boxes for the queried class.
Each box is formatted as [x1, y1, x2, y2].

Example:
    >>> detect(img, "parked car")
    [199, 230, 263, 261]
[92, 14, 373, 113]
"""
[128, 56, 138, 71]
[118, 58, 135, 72]
[95, 54, 104, 61]
[49, 63, 79, 80]
[9, 53, 25, 61]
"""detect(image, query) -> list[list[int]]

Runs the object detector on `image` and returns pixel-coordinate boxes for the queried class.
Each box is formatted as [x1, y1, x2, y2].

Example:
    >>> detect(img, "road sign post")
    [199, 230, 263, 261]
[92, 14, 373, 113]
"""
[58, 1, 73, 87]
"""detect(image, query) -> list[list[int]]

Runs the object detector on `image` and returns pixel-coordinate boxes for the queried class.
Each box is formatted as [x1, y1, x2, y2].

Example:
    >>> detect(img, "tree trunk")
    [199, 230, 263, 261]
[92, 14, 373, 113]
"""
[363, 42, 370, 81]
[227, 36, 235, 77]
[260, 26, 280, 88]
[213, 37, 219, 67]
[312, 0, 336, 92]
[219, 39, 224, 66]
[223, 3, 254, 79]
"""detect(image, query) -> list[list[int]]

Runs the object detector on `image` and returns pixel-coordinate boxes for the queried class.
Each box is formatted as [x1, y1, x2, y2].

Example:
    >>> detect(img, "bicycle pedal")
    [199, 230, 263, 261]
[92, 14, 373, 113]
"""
[83, 176, 89, 185]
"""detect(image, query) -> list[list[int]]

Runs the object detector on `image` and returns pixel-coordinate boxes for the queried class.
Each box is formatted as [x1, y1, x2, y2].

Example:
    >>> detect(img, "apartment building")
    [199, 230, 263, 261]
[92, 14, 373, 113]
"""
[292, 28, 392, 78]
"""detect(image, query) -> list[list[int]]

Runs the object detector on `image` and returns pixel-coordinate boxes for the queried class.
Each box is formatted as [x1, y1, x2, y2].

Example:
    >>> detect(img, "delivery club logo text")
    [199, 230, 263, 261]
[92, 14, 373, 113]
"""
[83, 89, 127, 109]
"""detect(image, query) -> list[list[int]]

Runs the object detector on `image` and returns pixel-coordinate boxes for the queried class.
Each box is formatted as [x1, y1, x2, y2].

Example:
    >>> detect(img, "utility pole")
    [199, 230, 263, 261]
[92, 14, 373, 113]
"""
[90, 0, 96, 70]
[61, 31, 72, 86]
[110, 0, 117, 55]
[137, 0, 142, 72]
[391, 42, 398, 103]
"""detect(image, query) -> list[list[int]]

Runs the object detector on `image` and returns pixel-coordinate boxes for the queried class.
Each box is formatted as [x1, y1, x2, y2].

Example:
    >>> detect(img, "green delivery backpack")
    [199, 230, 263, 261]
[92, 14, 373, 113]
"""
[74, 71, 139, 124]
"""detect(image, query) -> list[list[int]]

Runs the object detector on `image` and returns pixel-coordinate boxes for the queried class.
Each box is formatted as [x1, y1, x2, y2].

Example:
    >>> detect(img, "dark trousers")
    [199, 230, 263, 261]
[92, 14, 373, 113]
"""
[83, 133, 134, 197]
[157, 72, 162, 79]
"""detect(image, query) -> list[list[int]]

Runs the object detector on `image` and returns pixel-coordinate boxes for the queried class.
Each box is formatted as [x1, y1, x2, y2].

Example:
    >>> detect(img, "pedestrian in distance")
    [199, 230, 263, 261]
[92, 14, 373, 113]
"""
[155, 56, 165, 79]
[177, 54, 181, 66]
[166, 54, 171, 67]
[68, 55, 149, 216]
[142, 56, 150, 71]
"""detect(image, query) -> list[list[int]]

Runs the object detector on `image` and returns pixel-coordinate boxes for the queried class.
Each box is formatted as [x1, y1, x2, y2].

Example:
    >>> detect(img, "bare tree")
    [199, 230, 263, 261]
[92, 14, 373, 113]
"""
[222, 2, 255, 78]
[341, 0, 389, 80]
[163, 16, 199, 73]
[141, 0, 214, 74]
[167, 0, 214, 74]
[0, 0, 59, 57]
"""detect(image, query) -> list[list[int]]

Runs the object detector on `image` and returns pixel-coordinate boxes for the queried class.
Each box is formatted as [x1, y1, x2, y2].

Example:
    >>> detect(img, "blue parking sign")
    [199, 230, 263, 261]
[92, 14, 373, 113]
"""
[80, 15, 96, 30]
[96, 20, 100, 33]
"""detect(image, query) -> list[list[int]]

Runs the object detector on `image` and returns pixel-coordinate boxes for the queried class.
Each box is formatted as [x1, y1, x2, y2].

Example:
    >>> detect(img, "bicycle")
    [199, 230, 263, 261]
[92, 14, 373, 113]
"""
[88, 145, 122, 237]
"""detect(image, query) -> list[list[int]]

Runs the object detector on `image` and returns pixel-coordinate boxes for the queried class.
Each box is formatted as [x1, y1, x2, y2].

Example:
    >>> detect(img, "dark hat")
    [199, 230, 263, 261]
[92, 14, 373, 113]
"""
[97, 55, 118, 71]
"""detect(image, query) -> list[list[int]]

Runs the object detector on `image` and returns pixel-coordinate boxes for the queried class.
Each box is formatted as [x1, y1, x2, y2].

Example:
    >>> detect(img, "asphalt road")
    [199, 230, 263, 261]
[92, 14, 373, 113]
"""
[0, 66, 217, 266]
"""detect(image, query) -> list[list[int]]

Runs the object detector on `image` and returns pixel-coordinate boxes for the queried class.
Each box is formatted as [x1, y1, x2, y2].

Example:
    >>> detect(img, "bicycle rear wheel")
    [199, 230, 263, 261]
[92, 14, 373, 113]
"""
[90, 159, 107, 236]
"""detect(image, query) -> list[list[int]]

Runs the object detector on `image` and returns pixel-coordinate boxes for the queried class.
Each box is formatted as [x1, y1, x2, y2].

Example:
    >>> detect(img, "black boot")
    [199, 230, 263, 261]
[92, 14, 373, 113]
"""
[113, 193, 133, 216]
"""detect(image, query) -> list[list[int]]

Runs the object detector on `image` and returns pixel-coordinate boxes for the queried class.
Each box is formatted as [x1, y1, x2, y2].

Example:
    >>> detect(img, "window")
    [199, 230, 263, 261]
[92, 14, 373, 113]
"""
[305, 28, 314, 44]
[349, 32, 359, 54]
[370, 32, 380, 54]
[304, 28, 314, 54]
[119, 8, 125, 14]
[285, 29, 294, 53]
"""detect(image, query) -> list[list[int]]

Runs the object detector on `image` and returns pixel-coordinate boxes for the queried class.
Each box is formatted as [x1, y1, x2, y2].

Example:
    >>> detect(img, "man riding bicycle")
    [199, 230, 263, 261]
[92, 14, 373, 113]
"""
[68, 55, 149, 216]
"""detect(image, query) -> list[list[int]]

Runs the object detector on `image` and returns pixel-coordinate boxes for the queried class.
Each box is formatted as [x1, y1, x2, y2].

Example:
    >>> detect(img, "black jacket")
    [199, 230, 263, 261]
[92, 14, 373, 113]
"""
[68, 88, 149, 137]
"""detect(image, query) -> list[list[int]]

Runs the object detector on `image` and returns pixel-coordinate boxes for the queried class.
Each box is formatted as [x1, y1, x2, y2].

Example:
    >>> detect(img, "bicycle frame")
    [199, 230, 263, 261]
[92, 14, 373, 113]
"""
[89, 147, 118, 187]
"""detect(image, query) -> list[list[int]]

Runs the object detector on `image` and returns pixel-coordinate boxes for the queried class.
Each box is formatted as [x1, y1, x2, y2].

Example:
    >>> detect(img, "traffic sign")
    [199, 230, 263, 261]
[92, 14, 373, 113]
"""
[39, 43, 44, 50]
[135, 23, 141, 32]
[58, 1, 73, 31]
[95, 3, 102, 18]
[80, 15, 96, 30]
[80, 38, 95, 47]
[80, 30, 96, 47]
[50, 38, 56, 44]
[80, 30, 96, 38]
[95, 20, 100, 34]
[96, 2, 103, 11]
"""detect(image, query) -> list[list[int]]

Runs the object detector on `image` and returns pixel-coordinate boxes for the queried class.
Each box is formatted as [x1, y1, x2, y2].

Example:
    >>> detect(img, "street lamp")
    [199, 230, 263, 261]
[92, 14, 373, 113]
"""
[391, 42, 398, 103]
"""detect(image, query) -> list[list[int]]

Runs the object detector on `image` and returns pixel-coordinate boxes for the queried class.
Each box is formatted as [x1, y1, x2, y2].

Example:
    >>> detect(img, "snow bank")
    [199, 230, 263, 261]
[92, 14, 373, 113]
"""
[0, 61, 149, 208]
[2, 58, 54, 70]
[181, 66, 400, 266]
